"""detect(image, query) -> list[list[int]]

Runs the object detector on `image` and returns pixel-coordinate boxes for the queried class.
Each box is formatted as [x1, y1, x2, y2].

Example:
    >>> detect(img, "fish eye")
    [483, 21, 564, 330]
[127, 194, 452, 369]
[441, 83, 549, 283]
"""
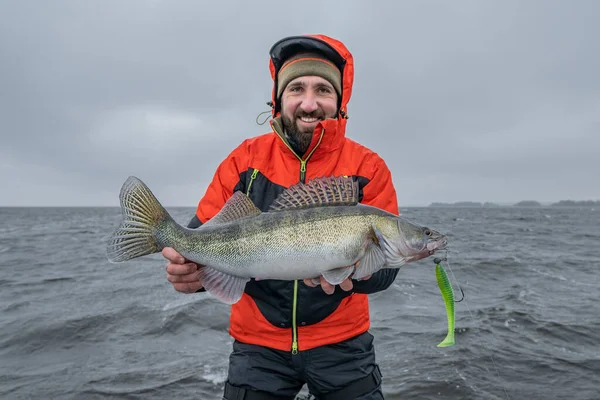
[424, 229, 432, 236]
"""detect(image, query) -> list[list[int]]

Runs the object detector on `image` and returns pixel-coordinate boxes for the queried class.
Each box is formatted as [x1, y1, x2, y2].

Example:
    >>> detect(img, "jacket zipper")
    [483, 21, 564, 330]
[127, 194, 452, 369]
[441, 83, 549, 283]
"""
[291, 281, 299, 354]
[246, 168, 259, 196]
[272, 124, 325, 354]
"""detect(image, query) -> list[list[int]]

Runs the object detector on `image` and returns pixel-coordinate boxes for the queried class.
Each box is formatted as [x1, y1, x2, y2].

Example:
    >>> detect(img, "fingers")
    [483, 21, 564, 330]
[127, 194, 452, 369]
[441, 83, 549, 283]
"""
[166, 264, 203, 293]
[166, 264, 200, 283]
[164, 246, 200, 277]
[172, 281, 203, 294]
[166, 262, 199, 276]
[163, 247, 203, 293]
[162, 247, 185, 264]
[339, 278, 353, 292]
[303, 278, 318, 287]
[320, 276, 335, 295]
[303, 276, 354, 294]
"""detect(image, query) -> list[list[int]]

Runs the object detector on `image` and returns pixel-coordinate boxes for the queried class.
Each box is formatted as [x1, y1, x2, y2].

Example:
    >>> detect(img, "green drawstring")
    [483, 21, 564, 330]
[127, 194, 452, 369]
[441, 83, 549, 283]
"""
[255, 102, 274, 125]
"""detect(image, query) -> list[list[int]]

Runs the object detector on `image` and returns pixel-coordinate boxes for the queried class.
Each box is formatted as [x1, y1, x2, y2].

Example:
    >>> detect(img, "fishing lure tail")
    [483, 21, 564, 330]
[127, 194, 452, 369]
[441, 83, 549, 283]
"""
[435, 263, 455, 347]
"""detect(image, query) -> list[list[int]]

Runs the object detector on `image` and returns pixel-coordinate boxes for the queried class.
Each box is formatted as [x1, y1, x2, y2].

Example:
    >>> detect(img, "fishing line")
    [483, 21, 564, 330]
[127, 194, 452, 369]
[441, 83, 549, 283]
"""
[436, 255, 510, 400]
[435, 251, 464, 302]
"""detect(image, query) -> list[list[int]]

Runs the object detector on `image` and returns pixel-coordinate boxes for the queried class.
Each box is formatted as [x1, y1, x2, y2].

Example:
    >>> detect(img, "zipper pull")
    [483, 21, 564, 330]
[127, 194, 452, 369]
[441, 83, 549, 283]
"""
[292, 341, 298, 355]
[300, 160, 307, 182]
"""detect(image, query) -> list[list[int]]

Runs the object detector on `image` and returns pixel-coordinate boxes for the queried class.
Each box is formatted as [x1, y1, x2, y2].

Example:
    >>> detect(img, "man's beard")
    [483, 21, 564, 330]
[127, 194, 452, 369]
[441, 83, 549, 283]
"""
[281, 111, 326, 157]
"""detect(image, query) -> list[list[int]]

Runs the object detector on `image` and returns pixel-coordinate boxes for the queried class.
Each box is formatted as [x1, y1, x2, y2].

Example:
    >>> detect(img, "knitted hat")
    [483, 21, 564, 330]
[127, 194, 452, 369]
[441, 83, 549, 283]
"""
[276, 52, 342, 99]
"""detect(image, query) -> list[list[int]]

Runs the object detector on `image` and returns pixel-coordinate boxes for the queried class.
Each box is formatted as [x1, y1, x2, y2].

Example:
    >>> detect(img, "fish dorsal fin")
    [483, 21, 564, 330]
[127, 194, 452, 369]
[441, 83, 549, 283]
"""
[269, 176, 359, 212]
[203, 191, 262, 227]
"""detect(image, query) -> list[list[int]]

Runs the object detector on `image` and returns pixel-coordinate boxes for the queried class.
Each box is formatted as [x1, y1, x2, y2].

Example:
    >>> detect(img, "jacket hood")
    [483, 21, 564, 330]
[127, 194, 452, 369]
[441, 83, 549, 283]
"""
[268, 34, 354, 121]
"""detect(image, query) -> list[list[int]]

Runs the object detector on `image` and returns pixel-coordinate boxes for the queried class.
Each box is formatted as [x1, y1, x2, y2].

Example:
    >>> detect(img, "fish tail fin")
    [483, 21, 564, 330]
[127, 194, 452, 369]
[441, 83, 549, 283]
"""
[107, 176, 173, 263]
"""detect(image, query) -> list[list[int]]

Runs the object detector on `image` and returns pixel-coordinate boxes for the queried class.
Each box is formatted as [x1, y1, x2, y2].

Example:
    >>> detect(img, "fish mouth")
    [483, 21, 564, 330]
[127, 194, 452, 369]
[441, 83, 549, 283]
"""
[426, 236, 448, 255]
[402, 236, 448, 262]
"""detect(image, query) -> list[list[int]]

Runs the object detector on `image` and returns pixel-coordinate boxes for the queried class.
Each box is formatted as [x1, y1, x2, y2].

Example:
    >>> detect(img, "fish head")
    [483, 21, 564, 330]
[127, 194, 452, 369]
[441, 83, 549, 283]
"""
[393, 218, 448, 262]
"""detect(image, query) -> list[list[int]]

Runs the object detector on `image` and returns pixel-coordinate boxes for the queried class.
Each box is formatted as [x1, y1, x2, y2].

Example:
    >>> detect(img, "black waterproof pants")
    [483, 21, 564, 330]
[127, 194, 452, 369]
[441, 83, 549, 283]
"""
[222, 331, 384, 400]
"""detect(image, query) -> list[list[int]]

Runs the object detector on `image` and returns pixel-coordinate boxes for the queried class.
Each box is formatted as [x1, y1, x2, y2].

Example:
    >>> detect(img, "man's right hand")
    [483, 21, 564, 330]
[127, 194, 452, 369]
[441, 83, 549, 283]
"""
[163, 247, 204, 293]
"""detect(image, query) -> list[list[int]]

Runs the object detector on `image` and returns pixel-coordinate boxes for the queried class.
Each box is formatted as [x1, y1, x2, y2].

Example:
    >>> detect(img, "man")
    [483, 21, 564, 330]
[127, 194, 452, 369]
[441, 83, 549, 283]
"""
[163, 34, 400, 399]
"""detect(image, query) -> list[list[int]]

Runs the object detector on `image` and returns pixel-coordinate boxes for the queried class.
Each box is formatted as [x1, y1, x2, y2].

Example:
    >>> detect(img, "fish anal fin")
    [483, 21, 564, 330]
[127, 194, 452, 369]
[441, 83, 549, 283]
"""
[269, 176, 359, 212]
[197, 267, 250, 304]
[203, 192, 261, 227]
[321, 265, 355, 285]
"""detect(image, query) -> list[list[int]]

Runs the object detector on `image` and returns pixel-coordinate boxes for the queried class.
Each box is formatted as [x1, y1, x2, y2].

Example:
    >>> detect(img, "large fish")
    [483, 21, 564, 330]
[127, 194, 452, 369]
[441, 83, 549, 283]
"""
[107, 175, 447, 304]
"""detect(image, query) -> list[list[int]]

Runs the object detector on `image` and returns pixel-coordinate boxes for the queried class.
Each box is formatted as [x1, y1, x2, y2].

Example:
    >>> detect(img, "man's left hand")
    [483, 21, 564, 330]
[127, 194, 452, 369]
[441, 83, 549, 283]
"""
[303, 273, 372, 295]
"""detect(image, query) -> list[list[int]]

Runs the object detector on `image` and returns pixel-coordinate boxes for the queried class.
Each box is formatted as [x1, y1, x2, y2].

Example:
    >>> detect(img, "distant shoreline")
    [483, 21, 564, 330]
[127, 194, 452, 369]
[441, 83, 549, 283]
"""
[0, 201, 598, 209]
[428, 200, 600, 208]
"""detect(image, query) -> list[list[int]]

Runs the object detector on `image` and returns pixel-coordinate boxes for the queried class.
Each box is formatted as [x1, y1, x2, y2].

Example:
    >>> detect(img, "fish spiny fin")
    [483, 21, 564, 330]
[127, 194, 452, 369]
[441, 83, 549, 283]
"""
[269, 176, 359, 212]
[203, 191, 262, 227]
[107, 176, 171, 263]
[198, 266, 250, 304]
[321, 265, 355, 285]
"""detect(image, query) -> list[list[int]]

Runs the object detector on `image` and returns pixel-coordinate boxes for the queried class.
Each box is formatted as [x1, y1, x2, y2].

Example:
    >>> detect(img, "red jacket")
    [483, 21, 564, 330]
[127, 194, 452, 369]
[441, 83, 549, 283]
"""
[189, 34, 399, 353]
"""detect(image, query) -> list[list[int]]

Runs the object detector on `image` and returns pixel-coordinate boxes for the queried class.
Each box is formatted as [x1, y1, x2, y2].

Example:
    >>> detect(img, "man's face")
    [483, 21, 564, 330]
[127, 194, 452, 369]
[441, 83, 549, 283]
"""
[280, 75, 338, 155]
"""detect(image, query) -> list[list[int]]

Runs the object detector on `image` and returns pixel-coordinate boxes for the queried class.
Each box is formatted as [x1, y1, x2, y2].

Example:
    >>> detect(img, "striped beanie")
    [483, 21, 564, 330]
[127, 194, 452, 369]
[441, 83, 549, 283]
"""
[277, 52, 342, 98]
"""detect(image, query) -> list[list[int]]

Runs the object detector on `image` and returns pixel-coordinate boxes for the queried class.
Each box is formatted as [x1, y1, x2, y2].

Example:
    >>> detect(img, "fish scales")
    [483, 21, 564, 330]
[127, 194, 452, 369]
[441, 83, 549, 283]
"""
[172, 206, 396, 280]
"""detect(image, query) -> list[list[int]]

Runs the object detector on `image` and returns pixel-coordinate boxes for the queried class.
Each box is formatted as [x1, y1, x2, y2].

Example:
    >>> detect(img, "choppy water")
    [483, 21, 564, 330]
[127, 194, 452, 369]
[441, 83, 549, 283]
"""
[1, 206, 599, 399]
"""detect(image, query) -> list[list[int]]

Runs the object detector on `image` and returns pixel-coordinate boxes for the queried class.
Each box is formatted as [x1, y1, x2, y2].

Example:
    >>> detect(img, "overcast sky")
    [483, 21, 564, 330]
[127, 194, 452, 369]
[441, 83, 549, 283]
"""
[1, 0, 598, 207]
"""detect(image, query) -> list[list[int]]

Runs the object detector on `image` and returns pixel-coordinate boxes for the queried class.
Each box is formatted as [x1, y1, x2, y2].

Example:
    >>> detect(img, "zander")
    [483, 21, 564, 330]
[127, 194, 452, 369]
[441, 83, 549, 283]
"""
[107, 175, 447, 304]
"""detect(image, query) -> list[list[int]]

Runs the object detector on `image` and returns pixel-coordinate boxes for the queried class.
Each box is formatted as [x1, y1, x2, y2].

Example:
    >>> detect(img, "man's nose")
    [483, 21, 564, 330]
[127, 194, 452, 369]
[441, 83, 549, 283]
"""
[299, 92, 318, 113]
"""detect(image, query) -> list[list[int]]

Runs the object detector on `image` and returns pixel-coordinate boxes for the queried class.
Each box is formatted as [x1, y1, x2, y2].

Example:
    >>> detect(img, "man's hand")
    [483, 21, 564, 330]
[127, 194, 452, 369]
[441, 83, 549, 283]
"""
[303, 272, 372, 295]
[163, 247, 204, 293]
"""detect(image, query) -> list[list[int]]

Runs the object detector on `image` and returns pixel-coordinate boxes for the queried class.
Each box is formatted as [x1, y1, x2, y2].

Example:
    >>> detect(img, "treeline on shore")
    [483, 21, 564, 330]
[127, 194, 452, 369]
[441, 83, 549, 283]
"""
[428, 200, 600, 207]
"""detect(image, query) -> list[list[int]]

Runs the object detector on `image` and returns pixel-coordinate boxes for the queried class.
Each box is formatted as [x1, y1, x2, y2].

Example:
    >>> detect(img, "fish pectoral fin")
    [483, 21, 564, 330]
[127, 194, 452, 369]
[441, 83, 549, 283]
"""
[197, 267, 250, 305]
[353, 242, 387, 280]
[321, 265, 355, 285]
[372, 225, 408, 269]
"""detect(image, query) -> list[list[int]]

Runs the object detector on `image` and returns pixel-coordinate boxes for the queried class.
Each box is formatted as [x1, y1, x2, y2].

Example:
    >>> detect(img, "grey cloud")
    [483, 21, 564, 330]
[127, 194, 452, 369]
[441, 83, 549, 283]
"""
[1, 0, 599, 206]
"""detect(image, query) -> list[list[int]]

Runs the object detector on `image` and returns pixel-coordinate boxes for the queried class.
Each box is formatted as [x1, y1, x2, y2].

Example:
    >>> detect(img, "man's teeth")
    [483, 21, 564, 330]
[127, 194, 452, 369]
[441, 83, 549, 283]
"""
[300, 117, 318, 122]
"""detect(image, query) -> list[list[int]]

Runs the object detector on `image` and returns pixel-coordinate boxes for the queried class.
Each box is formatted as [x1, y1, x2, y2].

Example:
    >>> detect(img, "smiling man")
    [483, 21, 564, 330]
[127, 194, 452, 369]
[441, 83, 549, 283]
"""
[163, 34, 400, 399]
[277, 52, 342, 157]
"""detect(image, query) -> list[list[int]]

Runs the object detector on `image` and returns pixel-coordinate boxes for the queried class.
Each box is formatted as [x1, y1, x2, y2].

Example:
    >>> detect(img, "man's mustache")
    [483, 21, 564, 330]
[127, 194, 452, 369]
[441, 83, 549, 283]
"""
[295, 111, 325, 119]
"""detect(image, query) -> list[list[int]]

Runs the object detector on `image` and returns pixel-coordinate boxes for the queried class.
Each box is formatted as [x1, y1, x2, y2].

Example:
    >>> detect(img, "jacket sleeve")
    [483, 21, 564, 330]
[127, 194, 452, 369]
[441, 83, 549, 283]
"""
[352, 155, 401, 295]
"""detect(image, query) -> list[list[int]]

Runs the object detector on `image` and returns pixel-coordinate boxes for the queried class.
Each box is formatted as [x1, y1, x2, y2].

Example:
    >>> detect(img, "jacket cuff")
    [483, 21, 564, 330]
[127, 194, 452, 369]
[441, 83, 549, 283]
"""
[352, 269, 399, 294]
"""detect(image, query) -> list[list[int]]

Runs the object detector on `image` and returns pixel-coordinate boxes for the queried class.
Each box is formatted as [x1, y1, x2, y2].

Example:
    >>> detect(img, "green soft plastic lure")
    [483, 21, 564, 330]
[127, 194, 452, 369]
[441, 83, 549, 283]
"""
[435, 262, 455, 347]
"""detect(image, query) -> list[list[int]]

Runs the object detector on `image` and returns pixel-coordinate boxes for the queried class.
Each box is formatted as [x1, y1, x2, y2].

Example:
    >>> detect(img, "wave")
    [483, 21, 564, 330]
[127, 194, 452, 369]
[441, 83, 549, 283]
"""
[80, 372, 204, 397]
[0, 299, 231, 357]
[43, 276, 76, 283]
[0, 306, 156, 354]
